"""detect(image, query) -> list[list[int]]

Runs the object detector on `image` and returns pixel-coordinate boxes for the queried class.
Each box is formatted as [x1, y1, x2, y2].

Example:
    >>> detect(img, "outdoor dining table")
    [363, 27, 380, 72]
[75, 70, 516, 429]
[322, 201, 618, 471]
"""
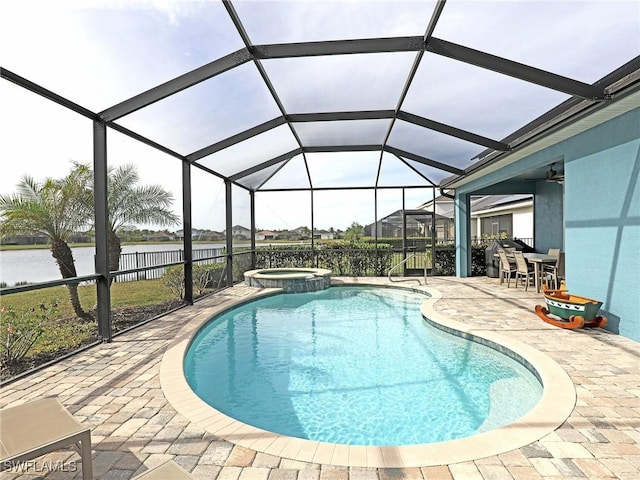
[523, 253, 558, 293]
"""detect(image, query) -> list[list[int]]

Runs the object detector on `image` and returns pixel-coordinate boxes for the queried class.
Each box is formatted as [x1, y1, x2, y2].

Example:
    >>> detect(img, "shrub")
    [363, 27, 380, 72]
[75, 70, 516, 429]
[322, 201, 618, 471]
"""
[432, 245, 488, 276]
[199, 263, 226, 291]
[1, 301, 57, 367]
[256, 243, 393, 276]
[163, 263, 227, 299]
[256, 245, 315, 269]
[163, 266, 185, 299]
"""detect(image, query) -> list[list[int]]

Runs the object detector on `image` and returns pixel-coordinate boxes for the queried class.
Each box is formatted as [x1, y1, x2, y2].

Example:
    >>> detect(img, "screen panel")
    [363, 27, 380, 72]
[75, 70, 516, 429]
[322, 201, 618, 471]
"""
[262, 52, 416, 113]
[403, 53, 570, 141]
[388, 120, 483, 169]
[255, 191, 312, 232]
[306, 152, 381, 188]
[197, 125, 300, 177]
[376, 152, 435, 187]
[402, 159, 459, 186]
[314, 190, 375, 233]
[0, 1, 244, 111]
[432, 1, 640, 83]
[235, 0, 438, 44]
[237, 162, 287, 191]
[117, 63, 282, 156]
[293, 119, 391, 146]
[0, 80, 94, 285]
[259, 155, 312, 191]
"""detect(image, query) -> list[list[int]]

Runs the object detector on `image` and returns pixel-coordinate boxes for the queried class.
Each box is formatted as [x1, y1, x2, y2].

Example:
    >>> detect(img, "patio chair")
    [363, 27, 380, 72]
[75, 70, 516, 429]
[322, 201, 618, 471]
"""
[513, 250, 535, 291]
[543, 248, 562, 279]
[544, 252, 565, 290]
[0, 397, 92, 480]
[497, 249, 517, 287]
[133, 460, 194, 479]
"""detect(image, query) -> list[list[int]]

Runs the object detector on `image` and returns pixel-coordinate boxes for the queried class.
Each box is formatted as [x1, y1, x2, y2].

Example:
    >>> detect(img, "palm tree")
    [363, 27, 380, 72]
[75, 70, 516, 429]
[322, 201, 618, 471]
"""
[103, 164, 179, 275]
[0, 171, 93, 320]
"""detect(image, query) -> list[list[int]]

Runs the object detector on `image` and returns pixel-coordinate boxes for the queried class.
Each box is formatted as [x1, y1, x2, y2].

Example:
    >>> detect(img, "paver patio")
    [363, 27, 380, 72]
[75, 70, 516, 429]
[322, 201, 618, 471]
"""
[1, 277, 638, 479]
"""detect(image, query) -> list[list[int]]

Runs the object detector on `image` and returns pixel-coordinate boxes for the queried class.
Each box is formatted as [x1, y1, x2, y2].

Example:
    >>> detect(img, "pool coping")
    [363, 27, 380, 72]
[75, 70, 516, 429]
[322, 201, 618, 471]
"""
[243, 267, 332, 279]
[243, 268, 332, 293]
[159, 282, 576, 468]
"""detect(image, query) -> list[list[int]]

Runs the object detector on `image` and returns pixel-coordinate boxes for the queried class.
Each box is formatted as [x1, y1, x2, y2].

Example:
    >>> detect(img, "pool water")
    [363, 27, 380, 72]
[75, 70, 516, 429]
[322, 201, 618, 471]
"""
[184, 286, 542, 446]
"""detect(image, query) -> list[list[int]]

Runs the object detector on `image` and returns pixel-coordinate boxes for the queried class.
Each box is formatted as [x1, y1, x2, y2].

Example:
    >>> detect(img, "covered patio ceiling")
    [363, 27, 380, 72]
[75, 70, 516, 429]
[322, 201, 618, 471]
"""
[2, 0, 639, 193]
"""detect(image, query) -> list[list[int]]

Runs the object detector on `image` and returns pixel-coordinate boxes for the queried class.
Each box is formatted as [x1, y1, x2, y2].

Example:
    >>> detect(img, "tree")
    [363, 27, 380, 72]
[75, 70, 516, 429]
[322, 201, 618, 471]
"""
[345, 222, 364, 242]
[88, 163, 179, 275]
[0, 172, 93, 320]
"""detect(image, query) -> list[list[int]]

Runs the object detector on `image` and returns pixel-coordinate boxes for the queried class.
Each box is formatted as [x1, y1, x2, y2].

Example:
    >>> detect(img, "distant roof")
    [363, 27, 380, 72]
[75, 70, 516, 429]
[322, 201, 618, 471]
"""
[471, 194, 532, 211]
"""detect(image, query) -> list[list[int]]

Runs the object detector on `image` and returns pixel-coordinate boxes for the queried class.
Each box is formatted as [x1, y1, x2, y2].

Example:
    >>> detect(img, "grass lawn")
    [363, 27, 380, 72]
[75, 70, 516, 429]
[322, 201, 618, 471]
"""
[1, 279, 180, 378]
[2, 279, 174, 313]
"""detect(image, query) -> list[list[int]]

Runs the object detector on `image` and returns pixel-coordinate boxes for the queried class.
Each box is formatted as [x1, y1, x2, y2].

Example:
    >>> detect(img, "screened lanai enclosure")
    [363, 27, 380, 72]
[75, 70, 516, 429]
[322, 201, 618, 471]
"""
[1, 0, 639, 370]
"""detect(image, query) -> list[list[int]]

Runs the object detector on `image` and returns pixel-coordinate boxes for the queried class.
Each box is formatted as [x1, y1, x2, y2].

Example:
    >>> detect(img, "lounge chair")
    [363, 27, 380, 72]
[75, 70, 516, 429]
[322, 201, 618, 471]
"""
[0, 397, 92, 480]
[133, 460, 194, 479]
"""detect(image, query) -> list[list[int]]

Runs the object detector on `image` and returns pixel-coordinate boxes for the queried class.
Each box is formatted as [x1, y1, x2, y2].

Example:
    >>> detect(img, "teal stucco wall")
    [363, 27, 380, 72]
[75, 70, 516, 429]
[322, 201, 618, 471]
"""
[455, 107, 640, 341]
[534, 181, 564, 253]
[563, 108, 640, 341]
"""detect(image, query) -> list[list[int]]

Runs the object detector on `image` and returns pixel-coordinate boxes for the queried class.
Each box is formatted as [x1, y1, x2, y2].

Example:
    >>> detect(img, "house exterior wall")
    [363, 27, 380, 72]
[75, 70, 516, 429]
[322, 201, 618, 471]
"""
[472, 202, 533, 241]
[455, 107, 640, 341]
[562, 108, 640, 341]
[512, 207, 533, 241]
[533, 181, 564, 253]
[454, 193, 472, 277]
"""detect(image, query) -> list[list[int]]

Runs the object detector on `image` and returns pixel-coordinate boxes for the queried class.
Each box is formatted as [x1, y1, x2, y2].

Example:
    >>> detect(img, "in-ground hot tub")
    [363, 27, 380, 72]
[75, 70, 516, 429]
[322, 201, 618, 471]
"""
[244, 268, 331, 293]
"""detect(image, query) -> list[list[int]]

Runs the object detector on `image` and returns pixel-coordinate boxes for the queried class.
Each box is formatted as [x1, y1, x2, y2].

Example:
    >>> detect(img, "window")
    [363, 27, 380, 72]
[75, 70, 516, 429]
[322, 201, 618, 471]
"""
[481, 214, 513, 237]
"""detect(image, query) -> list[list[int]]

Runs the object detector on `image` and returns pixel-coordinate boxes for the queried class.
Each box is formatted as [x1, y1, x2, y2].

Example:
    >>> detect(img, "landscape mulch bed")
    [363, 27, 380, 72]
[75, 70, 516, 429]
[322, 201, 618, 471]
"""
[1, 299, 186, 382]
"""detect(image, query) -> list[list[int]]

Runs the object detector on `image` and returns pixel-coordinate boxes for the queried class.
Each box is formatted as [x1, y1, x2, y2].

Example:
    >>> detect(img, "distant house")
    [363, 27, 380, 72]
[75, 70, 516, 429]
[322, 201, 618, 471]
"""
[255, 230, 276, 241]
[470, 194, 533, 244]
[313, 229, 334, 240]
[364, 210, 432, 239]
[224, 225, 251, 239]
[175, 228, 202, 240]
[418, 194, 533, 244]
[196, 230, 225, 241]
[416, 196, 456, 242]
[143, 232, 174, 242]
[0, 234, 48, 245]
[1, 232, 93, 245]
[175, 229, 224, 241]
[275, 230, 298, 240]
[289, 226, 311, 239]
[68, 234, 92, 243]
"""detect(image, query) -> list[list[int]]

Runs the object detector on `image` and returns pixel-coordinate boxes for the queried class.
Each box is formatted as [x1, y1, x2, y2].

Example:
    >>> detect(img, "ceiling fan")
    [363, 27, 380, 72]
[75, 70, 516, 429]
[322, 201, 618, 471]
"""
[546, 164, 564, 184]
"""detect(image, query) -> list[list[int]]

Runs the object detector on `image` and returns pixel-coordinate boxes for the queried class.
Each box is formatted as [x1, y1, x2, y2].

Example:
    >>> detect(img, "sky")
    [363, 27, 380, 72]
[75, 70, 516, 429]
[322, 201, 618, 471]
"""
[1, 0, 638, 232]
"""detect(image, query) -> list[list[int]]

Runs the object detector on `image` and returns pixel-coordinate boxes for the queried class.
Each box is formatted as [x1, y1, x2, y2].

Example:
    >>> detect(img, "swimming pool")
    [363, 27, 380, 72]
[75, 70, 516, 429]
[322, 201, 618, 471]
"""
[184, 286, 542, 446]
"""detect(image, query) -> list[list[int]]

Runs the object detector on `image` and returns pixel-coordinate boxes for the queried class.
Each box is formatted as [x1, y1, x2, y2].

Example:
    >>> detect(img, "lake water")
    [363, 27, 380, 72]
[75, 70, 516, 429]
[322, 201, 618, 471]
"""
[0, 243, 231, 286]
